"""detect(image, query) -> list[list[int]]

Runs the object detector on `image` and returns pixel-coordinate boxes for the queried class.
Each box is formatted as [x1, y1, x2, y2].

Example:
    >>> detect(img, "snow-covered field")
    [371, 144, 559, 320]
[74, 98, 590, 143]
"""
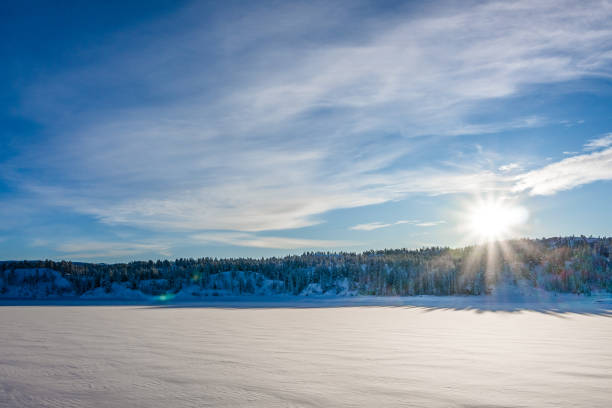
[1, 298, 612, 407]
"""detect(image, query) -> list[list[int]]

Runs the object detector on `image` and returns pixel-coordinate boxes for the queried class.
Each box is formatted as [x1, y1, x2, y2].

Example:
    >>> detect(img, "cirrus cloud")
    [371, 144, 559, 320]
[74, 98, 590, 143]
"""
[514, 147, 612, 196]
[3, 0, 612, 237]
[191, 232, 358, 249]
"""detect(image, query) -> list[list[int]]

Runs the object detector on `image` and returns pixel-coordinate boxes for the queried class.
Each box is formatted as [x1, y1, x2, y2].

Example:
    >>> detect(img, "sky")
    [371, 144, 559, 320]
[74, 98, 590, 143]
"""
[1, 0, 612, 262]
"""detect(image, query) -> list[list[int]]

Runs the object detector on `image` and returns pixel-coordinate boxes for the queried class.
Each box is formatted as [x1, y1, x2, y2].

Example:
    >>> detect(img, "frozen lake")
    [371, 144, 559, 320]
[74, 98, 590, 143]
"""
[1, 298, 612, 407]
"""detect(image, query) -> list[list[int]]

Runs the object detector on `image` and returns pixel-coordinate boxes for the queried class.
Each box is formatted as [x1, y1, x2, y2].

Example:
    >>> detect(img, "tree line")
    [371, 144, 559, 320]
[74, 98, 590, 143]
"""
[1, 236, 611, 297]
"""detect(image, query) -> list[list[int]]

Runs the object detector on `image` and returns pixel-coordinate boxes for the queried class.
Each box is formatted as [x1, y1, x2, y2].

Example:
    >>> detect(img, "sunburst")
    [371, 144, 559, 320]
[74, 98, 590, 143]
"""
[465, 196, 529, 244]
[454, 194, 530, 292]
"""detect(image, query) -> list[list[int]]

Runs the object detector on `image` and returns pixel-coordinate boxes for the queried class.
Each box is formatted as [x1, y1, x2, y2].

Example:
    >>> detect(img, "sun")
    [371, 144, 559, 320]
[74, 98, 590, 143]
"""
[466, 197, 528, 242]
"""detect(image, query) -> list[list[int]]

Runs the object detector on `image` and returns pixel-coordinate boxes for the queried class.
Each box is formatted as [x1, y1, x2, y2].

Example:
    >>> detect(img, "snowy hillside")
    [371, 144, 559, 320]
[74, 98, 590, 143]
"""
[0, 269, 73, 298]
[1, 237, 611, 299]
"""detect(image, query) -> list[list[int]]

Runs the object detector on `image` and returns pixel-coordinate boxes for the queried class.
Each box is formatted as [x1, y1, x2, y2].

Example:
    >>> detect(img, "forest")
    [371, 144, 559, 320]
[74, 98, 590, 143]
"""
[1, 236, 611, 298]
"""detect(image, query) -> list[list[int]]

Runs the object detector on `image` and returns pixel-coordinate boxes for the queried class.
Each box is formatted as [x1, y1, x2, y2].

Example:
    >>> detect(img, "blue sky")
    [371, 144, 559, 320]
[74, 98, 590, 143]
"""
[1, 0, 612, 262]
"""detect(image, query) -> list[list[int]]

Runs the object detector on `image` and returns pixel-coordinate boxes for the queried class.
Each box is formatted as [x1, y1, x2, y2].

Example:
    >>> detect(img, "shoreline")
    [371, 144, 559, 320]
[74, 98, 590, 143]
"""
[1, 293, 611, 314]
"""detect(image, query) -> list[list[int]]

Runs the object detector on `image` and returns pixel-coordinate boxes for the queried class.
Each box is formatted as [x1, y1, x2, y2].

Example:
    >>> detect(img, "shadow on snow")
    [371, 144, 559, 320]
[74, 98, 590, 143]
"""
[1, 295, 612, 317]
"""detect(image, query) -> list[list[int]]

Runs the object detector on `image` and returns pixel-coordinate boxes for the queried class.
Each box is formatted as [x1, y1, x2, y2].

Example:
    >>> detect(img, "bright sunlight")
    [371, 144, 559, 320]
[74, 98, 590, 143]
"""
[467, 197, 529, 242]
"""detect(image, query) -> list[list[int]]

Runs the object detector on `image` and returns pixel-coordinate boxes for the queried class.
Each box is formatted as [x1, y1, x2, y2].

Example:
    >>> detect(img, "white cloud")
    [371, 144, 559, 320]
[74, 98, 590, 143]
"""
[498, 163, 521, 172]
[350, 222, 394, 231]
[192, 232, 357, 249]
[55, 241, 171, 259]
[6, 1, 612, 233]
[350, 220, 418, 231]
[584, 133, 612, 151]
[351, 219, 445, 230]
[415, 221, 446, 227]
[23, 158, 509, 232]
[513, 147, 612, 195]
[443, 116, 546, 137]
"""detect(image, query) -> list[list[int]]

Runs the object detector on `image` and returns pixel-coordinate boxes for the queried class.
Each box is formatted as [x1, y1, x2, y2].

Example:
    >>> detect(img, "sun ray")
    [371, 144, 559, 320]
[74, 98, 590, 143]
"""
[453, 194, 531, 292]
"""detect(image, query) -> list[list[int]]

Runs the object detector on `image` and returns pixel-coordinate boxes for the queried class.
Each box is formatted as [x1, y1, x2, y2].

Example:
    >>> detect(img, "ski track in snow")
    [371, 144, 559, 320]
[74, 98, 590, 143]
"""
[1, 298, 612, 407]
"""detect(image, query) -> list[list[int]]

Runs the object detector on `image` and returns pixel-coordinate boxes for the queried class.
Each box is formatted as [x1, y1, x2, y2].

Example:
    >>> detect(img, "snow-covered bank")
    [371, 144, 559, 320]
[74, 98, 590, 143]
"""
[0, 268, 73, 298]
[0, 269, 612, 314]
[2, 293, 611, 315]
[4, 238, 612, 301]
[3, 267, 612, 315]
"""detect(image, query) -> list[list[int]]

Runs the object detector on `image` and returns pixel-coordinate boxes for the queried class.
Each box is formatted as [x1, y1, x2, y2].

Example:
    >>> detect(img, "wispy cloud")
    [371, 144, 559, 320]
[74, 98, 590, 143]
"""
[4, 0, 612, 234]
[54, 241, 171, 259]
[31, 238, 50, 247]
[560, 119, 585, 128]
[498, 163, 521, 172]
[443, 116, 546, 137]
[584, 133, 612, 151]
[192, 232, 357, 249]
[350, 222, 394, 231]
[350, 220, 415, 231]
[514, 147, 612, 196]
[415, 221, 446, 227]
[351, 219, 445, 230]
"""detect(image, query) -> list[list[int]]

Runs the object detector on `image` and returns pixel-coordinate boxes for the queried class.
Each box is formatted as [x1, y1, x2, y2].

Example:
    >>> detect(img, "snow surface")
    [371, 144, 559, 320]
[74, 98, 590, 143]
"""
[1, 297, 612, 407]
